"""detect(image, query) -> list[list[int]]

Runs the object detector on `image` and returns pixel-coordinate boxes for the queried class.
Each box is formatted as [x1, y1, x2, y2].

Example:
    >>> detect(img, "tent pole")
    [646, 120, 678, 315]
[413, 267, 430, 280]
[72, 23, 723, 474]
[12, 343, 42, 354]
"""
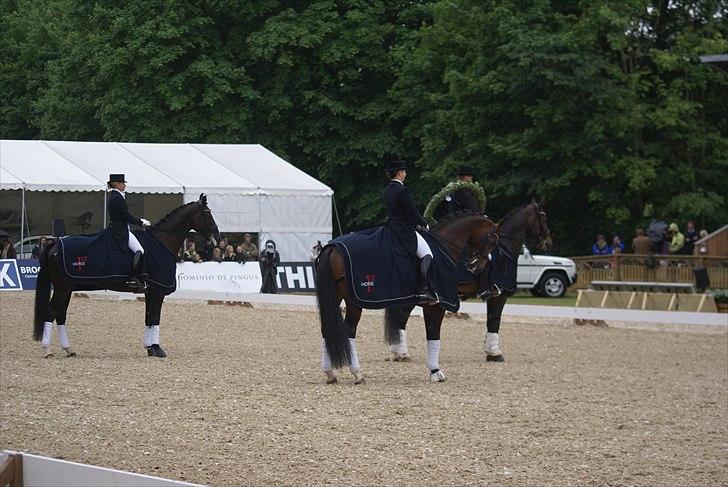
[103, 188, 107, 228]
[20, 187, 25, 257]
[332, 196, 343, 237]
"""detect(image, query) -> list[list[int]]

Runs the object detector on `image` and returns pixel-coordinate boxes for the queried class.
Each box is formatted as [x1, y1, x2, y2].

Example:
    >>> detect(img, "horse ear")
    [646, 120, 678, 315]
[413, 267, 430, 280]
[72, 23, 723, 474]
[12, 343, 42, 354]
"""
[200, 193, 207, 204]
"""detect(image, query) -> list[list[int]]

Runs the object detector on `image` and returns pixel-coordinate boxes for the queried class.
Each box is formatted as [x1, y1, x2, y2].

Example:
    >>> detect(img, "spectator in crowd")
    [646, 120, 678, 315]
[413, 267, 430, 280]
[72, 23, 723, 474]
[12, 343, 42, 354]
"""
[611, 235, 625, 254]
[260, 240, 281, 294]
[591, 234, 612, 255]
[183, 241, 199, 262]
[667, 222, 685, 254]
[310, 240, 323, 261]
[211, 247, 223, 262]
[683, 221, 698, 255]
[1, 238, 17, 259]
[202, 235, 217, 261]
[223, 244, 237, 262]
[239, 233, 259, 262]
[32, 236, 49, 259]
[217, 238, 228, 256]
[193, 253, 203, 263]
[234, 245, 247, 263]
[632, 229, 651, 255]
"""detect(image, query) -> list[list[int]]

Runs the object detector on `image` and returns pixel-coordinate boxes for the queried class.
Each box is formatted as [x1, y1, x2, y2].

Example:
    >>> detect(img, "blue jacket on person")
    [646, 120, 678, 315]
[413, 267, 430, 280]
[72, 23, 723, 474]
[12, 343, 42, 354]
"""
[592, 243, 612, 255]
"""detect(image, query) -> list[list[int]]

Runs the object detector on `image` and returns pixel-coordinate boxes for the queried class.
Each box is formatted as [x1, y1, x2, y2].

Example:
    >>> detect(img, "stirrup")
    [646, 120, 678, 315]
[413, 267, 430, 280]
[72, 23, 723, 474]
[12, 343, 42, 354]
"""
[477, 284, 501, 300]
[417, 290, 439, 304]
[127, 278, 148, 291]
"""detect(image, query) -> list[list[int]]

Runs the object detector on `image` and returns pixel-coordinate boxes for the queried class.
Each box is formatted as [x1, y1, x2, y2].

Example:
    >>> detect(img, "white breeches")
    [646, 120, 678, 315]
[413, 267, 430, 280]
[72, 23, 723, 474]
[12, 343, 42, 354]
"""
[128, 227, 144, 254]
[415, 231, 432, 259]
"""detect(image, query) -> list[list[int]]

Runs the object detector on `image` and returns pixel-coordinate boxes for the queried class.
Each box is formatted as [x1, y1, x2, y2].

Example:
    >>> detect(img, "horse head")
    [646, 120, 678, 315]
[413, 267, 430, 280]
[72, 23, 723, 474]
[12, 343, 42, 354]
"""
[433, 211, 498, 274]
[527, 200, 552, 250]
[188, 194, 221, 245]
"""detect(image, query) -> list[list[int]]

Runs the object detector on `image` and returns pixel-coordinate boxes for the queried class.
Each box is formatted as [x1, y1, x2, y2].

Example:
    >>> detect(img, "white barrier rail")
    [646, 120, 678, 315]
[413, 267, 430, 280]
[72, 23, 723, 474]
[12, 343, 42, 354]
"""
[84, 290, 728, 327]
[0, 451, 204, 487]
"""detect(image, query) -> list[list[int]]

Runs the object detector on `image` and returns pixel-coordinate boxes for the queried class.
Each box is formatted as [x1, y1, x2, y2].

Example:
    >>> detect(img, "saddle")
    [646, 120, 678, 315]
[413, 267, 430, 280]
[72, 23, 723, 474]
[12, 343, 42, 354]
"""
[330, 226, 474, 312]
[56, 228, 177, 294]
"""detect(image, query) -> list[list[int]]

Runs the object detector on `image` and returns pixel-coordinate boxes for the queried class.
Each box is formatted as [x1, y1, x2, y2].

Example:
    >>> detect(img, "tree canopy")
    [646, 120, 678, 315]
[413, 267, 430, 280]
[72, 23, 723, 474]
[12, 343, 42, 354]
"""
[1, 0, 726, 254]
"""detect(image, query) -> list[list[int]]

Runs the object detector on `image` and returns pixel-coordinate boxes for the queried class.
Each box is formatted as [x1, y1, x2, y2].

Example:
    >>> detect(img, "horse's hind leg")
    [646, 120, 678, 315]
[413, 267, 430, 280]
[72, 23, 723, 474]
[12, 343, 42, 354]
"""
[423, 304, 446, 382]
[144, 290, 166, 357]
[344, 301, 365, 384]
[49, 285, 76, 357]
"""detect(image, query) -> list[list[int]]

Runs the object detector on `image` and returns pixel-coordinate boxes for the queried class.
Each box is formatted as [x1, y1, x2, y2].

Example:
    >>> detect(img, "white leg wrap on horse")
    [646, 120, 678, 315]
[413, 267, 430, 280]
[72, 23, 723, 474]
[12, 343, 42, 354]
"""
[348, 338, 361, 372]
[427, 339, 441, 371]
[127, 227, 144, 254]
[57, 324, 70, 349]
[151, 325, 160, 345]
[321, 338, 333, 372]
[144, 326, 154, 347]
[41, 322, 53, 347]
[485, 332, 501, 355]
[398, 329, 408, 355]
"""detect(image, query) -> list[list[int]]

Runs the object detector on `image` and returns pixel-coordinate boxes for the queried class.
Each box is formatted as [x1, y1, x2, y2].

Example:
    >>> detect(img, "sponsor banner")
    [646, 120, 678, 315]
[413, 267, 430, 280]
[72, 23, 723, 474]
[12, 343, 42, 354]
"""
[276, 262, 316, 293]
[16, 260, 41, 290]
[176, 262, 262, 293]
[0, 259, 24, 291]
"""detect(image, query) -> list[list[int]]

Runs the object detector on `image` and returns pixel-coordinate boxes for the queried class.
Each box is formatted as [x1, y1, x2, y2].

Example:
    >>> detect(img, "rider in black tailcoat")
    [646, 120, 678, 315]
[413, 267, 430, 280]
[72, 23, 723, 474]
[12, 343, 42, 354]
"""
[447, 165, 479, 214]
[383, 161, 437, 302]
[107, 174, 151, 278]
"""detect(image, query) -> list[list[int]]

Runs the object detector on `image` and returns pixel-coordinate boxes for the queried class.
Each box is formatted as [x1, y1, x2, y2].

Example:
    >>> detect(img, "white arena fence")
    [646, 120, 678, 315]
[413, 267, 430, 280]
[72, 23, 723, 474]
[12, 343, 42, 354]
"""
[0, 451, 204, 487]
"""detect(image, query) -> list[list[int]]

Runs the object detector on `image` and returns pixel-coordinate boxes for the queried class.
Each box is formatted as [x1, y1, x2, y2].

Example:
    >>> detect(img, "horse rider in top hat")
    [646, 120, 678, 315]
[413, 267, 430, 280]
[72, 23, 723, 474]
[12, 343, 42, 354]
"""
[107, 174, 151, 284]
[447, 165, 479, 214]
[383, 161, 438, 303]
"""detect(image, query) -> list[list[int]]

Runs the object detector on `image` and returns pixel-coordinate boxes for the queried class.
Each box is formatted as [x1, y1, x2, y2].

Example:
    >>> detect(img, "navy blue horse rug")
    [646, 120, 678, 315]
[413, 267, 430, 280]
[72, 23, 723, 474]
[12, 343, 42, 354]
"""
[330, 227, 475, 312]
[57, 229, 177, 294]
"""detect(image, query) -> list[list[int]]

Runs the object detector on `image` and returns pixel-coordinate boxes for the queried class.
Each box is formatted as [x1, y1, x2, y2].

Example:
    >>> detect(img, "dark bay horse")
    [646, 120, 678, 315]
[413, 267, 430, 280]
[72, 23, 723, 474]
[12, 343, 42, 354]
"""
[32, 194, 220, 358]
[384, 202, 552, 363]
[315, 212, 498, 384]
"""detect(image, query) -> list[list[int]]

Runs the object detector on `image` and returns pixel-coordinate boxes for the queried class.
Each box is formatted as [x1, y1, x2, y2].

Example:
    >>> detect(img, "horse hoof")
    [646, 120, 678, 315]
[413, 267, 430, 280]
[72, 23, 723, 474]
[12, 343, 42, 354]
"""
[392, 355, 402, 362]
[486, 354, 505, 362]
[146, 345, 167, 358]
[43, 350, 54, 359]
[326, 377, 338, 384]
[64, 349, 77, 357]
[353, 377, 366, 385]
[430, 369, 446, 382]
[399, 355, 413, 363]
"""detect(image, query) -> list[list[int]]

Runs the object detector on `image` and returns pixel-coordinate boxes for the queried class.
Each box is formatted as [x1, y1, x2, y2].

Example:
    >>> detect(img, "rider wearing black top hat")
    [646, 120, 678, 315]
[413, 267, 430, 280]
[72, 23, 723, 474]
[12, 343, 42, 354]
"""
[383, 161, 437, 302]
[107, 174, 151, 277]
[447, 165, 479, 214]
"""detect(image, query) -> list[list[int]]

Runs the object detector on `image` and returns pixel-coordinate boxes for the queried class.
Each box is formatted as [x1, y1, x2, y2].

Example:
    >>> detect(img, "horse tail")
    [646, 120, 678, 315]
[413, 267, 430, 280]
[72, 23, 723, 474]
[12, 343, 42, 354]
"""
[33, 241, 55, 341]
[384, 307, 402, 345]
[384, 305, 414, 345]
[315, 246, 351, 368]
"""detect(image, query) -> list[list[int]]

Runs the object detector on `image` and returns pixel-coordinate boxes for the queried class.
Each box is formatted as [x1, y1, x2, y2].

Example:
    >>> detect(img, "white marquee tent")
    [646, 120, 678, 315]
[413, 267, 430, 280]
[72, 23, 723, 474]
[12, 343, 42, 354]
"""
[0, 140, 333, 260]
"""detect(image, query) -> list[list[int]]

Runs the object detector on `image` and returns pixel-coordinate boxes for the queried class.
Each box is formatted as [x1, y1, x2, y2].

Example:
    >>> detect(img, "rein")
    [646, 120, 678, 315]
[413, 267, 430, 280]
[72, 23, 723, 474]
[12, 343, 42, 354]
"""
[424, 226, 496, 261]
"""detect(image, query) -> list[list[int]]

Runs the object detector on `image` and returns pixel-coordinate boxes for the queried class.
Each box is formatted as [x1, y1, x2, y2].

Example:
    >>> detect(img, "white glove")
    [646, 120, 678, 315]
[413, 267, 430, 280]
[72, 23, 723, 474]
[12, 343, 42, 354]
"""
[140, 218, 151, 227]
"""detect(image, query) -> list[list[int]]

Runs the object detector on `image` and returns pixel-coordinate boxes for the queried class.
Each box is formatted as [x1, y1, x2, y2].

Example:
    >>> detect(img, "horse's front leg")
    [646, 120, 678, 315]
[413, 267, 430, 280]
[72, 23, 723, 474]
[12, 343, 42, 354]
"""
[484, 294, 508, 362]
[45, 284, 76, 357]
[144, 289, 166, 357]
[423, 304, 446, 382]
[344, 302, 365, 384]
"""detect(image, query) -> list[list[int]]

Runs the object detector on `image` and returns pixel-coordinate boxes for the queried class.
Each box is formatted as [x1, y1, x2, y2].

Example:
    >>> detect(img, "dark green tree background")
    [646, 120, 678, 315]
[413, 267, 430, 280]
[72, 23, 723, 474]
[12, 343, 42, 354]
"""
[1, 0, 726, 254]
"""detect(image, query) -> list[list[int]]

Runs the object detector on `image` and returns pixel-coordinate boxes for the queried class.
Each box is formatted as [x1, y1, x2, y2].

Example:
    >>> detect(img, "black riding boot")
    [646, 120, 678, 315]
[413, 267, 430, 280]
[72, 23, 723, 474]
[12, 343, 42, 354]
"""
[131, 251, 147, 290]
[418, 255, 438, 303]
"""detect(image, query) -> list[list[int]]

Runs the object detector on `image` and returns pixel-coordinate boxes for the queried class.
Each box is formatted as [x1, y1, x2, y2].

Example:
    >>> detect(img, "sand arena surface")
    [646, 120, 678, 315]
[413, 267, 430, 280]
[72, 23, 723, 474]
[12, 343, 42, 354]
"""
[1, 291, 726, 486]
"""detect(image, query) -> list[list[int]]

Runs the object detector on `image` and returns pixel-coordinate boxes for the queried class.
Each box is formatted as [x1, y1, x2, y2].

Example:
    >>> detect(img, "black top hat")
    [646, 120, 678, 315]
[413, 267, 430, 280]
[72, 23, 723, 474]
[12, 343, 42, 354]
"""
[456, 165, 475, 177]
[386, 160, 407, 173]
[108, 174, 126, 183]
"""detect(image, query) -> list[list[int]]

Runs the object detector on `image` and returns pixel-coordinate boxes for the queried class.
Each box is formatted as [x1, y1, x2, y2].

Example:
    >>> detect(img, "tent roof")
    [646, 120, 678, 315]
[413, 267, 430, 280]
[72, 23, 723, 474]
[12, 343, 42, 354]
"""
[194, 144, 333, 196]
[44, 141, 182, 194]
[0, 140, 104, 192]
[0, 166, 23, 190]
[120, 143, 258, 195]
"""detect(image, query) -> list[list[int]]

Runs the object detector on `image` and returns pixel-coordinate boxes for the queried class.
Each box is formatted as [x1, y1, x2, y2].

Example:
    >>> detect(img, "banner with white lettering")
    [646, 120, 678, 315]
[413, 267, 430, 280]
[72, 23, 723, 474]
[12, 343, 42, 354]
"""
[175, 262, 263, 293]
[0, 259, 23, 291]
[275, 262, 316, 293]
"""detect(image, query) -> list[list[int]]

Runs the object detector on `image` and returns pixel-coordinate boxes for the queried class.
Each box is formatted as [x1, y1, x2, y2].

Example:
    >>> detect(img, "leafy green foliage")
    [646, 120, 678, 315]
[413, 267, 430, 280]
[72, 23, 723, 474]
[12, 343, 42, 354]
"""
[1, 0, 725, 255]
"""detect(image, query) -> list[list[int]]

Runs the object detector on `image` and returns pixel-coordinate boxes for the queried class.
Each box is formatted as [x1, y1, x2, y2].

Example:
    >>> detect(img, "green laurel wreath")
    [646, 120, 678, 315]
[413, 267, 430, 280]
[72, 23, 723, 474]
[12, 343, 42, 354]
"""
[423, 181, 486, 225]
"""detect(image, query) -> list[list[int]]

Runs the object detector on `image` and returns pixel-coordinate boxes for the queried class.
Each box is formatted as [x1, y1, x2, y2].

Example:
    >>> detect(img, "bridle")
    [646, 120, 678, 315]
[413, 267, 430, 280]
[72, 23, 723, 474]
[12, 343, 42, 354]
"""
[151, 206, 218, 242]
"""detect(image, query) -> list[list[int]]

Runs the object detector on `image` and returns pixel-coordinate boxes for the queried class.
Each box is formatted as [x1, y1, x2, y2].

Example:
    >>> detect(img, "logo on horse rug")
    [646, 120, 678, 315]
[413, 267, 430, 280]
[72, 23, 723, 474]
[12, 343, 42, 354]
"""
[331, 227, 475, 312]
